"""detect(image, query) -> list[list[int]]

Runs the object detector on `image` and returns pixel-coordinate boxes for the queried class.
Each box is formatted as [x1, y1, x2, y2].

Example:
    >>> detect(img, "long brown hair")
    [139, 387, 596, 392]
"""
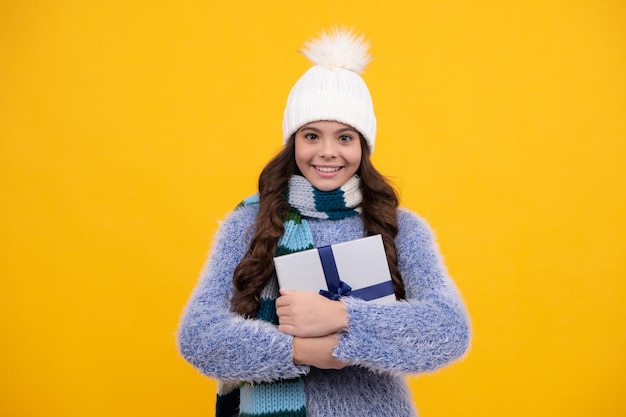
[231, 135, 405, 317]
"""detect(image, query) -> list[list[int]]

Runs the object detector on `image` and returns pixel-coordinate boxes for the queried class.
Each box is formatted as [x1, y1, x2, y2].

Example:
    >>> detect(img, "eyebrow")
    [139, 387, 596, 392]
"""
[299, 125, 359, 134]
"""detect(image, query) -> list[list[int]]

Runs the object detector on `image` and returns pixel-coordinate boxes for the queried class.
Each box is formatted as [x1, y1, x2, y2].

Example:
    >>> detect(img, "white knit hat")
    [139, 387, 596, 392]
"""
[282, 28, 377, 152]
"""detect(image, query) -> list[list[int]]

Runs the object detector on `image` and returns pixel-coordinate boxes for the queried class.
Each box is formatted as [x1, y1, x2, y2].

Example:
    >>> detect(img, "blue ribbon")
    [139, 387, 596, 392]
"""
[317, 245, 395, 301]
[317, 246, 352, 300]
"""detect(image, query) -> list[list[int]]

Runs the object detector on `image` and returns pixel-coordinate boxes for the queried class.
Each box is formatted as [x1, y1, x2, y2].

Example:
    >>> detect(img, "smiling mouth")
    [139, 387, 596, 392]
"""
[314, 166, 342, 173]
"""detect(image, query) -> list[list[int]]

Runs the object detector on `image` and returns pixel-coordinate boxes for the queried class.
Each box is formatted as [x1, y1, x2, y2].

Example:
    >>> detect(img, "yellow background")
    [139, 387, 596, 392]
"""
[1, 1, 625, 416]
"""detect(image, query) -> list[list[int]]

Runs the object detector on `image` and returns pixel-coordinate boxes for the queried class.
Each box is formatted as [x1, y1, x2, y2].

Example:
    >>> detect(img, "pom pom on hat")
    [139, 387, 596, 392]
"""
[282, 27, 377, 152]
[301, 27, 371, 74]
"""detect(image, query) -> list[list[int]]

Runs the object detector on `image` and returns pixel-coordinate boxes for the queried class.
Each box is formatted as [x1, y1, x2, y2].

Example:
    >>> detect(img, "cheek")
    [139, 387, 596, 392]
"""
[294, 144, 310, 170]
[295, 157, 306, 173]
[347, 148, 362, 167]
[347, 141, 363, 166]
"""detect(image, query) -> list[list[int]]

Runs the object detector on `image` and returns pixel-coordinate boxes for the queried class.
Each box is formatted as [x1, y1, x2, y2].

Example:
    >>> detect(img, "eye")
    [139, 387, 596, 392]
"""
[304, 133, 318, 140]
[338, 134, 353, 143]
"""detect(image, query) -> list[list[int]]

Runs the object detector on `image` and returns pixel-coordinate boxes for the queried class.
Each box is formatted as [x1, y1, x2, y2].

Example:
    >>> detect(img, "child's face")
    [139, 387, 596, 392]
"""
[294, 120, 362, 192]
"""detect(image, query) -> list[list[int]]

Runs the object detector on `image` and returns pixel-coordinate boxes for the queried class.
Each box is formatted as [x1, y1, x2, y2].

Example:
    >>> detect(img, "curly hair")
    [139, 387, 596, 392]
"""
[230, 135, 405, 317]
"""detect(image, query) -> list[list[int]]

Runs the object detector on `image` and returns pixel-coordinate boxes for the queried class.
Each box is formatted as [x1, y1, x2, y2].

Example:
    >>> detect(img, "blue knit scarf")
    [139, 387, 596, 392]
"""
[216, 174, 362, 417]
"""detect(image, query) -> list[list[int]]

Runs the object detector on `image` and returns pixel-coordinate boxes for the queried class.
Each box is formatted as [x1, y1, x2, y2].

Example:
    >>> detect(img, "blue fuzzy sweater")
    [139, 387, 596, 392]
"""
[177, 205, 471, 417]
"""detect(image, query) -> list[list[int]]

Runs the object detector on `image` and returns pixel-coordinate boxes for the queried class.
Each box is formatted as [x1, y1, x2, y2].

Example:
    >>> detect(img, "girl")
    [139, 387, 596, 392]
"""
[178, 28, 471, 417]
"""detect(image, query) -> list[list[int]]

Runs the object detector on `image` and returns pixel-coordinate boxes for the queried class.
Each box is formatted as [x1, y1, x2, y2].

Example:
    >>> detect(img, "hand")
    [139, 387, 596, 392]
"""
[276, 289, 349, 338]
[292, 334, 348, 369]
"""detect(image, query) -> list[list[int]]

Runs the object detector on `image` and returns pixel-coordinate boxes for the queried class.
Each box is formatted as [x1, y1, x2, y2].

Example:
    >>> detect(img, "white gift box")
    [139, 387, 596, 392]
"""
[273, 234, 397, 304]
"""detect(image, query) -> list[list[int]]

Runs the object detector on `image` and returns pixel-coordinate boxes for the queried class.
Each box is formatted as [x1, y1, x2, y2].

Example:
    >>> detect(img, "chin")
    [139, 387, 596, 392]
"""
[311, 179, 345, 192]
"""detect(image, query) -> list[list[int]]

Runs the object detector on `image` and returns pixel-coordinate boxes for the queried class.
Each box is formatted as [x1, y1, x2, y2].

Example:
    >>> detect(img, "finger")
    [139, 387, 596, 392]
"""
[275, 296, 287, 308]
[277, 323, 296, 335]
[276, 293, 297, 308]
[275, 305, 291, 318]
[278, 315, 294, 326]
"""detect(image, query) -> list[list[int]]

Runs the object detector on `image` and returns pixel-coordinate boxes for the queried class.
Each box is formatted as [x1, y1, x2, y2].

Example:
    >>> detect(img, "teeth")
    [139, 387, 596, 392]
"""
[316, 166, 341, 173]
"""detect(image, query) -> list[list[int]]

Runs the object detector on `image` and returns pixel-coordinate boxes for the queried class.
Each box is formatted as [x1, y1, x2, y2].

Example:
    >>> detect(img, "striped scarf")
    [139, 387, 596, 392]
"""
[216, 174, 362, 417]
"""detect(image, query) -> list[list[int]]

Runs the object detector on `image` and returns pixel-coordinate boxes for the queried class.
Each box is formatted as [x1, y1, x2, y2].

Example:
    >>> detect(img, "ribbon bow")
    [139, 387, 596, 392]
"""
[313, 238, 396, 303]
[319, 280, 352, 301]
[317, 245, 354, 301]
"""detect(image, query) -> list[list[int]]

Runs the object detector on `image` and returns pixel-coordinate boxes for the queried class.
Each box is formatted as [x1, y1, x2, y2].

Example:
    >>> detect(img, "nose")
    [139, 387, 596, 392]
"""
[318, 137, 337, 157]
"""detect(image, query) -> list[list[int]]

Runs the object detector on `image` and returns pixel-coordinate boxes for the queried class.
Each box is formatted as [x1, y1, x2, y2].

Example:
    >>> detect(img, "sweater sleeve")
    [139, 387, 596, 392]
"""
[333, 209, 471, 374]
[177, 206, 309, 383]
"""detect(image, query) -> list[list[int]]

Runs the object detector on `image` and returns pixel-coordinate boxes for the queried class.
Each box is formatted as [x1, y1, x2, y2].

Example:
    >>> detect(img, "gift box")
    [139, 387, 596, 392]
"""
[273, 234, 397, 304]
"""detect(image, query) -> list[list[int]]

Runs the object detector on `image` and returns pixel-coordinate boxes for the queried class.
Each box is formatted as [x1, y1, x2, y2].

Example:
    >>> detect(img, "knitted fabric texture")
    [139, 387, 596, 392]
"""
[216, 175, 362, 417]
[282, 28, 376, 152]
[178, 204, 472, 416]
